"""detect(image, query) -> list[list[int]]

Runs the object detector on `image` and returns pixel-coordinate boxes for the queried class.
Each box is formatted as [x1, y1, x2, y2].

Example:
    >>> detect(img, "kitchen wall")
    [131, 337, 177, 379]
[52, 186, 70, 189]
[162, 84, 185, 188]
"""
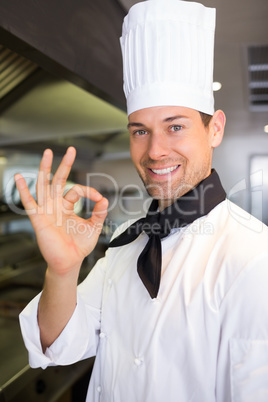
[214, 126, 268, 224]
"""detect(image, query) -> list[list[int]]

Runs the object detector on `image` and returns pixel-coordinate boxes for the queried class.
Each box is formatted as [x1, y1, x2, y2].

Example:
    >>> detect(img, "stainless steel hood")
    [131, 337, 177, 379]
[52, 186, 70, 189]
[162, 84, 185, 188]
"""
[0, 0, 126, 108]
[0, 0, 268, 159]
[0, 0, 131, 162]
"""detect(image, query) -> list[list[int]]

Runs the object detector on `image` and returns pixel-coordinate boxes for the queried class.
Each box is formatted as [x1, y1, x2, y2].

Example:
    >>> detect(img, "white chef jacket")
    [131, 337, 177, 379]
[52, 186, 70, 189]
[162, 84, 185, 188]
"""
[20, 200, 268, 402]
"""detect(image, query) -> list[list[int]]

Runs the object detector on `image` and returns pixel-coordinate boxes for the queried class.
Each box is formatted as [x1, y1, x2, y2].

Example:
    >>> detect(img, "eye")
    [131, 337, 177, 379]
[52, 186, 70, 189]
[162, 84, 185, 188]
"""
[133, 129, 148, 136]
[170, 125, 183, 132]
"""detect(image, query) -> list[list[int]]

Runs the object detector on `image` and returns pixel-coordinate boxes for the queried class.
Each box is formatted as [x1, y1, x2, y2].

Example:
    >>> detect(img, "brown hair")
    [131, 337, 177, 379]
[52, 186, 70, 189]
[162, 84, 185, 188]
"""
[199, 112, 213, 127]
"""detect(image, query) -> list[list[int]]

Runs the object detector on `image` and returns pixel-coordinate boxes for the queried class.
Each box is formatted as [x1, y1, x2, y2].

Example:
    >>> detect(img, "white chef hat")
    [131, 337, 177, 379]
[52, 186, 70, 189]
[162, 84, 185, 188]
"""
[120, 0, 216, 116]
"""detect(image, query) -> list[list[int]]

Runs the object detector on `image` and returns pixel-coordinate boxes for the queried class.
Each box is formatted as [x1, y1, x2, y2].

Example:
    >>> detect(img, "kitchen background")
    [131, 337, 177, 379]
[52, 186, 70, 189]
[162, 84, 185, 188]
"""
[0, 0, 267, 400]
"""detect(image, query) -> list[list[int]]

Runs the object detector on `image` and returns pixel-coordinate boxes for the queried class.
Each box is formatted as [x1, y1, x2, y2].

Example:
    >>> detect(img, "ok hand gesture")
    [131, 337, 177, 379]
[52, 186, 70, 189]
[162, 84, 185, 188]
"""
[15, 147, 108, 277]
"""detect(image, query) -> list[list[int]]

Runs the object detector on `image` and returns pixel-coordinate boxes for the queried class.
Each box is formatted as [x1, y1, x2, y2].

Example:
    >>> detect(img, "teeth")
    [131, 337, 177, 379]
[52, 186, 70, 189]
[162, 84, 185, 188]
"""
[151, 165, 178, 175]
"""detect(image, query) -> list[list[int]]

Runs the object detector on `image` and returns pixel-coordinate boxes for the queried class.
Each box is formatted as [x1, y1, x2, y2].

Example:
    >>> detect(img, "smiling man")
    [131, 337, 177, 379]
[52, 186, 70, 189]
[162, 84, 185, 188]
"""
[128, 106, 225, 209]
[17, 1, 268, 401]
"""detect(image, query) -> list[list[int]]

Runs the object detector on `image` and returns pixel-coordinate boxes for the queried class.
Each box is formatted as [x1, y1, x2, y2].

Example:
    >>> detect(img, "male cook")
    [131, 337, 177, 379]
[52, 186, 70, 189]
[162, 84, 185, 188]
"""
[17, 1, 268, 401]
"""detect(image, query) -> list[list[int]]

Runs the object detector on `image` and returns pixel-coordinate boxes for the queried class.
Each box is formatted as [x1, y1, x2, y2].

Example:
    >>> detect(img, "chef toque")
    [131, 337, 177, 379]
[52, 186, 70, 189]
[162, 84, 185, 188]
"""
[120, 0, 216, 116]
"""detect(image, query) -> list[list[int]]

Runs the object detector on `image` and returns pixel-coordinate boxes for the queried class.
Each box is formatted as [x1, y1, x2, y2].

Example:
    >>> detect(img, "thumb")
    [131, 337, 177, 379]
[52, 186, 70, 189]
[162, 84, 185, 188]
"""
[88, 196, 109, 232]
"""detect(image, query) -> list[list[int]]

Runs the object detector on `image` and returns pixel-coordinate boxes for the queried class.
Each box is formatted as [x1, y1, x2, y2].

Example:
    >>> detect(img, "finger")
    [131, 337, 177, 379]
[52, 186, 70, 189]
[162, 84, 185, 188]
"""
[64, 185, 105, 208]
[63, 185, 83, 212]
[51, 147, 76, 196]
[88, 196, 109, 227]
[64, 186, 108, 241]
[15, 174, 38, 216]
[36, 149, 53, 206]
[81, 197, 108, 240]
[64, 185, 108, 223]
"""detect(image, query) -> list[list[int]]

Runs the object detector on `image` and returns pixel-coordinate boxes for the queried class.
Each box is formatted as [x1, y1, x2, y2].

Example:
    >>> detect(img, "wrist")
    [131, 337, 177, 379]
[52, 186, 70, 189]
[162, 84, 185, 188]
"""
[45, 263, 81, 285]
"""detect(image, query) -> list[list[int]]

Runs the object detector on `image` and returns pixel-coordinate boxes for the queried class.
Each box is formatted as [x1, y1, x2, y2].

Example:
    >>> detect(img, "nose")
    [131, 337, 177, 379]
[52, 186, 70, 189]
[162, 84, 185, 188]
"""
[147, 132, 169, 160]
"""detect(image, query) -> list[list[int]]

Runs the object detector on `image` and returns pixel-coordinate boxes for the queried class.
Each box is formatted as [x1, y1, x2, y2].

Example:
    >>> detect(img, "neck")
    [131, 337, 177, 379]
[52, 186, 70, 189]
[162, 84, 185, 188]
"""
[158, 171, 214, 212]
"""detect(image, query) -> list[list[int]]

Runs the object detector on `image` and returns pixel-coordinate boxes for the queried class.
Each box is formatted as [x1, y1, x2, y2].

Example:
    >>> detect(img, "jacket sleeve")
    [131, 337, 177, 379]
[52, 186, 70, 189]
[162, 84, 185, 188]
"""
[19, 254, 108, 369]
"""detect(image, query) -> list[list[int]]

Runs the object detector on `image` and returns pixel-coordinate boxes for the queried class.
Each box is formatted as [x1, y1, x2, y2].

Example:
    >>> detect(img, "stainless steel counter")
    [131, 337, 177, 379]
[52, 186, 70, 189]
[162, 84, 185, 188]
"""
[0, 232, 97, 402]
[0, 315, 94, 402]
[0, 316, 28, 390]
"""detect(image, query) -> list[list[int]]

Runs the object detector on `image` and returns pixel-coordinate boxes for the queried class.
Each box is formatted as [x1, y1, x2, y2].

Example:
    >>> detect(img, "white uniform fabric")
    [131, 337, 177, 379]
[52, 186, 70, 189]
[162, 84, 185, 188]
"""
[20, 200, 268, 402]
[120, 0, 216, 116]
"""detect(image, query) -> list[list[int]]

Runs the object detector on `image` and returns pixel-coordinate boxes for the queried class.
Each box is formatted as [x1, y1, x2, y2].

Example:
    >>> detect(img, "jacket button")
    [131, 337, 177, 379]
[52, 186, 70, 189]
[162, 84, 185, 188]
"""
[134, 357, 142, 366]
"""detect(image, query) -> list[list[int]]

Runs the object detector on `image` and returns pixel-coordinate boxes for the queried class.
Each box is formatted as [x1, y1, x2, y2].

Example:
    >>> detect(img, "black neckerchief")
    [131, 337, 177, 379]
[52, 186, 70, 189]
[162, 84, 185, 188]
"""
[109, 170, 226, 298]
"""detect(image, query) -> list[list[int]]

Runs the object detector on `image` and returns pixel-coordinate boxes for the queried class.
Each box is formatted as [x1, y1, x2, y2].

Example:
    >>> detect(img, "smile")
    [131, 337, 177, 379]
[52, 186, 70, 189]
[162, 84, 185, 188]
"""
[150, 165, 179, 175]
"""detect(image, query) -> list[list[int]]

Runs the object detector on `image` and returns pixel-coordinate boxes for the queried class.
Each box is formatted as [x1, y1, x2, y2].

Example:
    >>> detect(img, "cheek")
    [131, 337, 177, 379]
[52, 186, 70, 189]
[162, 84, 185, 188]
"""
[130, 136, 150, 157]
[173, 137, 210, 164]
[130, 141, 144, 167]
[172, 139, 196, 160]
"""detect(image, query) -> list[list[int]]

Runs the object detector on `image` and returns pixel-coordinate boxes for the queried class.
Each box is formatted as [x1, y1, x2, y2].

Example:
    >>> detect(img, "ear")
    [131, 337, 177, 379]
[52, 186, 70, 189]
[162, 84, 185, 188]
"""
[209, 110, 226, 148]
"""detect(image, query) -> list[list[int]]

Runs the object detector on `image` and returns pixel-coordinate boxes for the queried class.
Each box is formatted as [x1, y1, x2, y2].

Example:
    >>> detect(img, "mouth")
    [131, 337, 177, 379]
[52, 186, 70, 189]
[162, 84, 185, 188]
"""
[149, 165, 180, 176]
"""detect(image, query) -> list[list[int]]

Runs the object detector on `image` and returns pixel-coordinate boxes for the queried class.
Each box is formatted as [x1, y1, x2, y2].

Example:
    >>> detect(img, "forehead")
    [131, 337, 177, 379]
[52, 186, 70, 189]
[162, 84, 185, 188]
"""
[128, 105, 199, 124]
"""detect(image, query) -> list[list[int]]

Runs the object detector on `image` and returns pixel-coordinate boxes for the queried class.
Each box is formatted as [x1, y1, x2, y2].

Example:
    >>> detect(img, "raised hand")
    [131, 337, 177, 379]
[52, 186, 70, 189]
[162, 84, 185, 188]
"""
[15, 146, 108, 277]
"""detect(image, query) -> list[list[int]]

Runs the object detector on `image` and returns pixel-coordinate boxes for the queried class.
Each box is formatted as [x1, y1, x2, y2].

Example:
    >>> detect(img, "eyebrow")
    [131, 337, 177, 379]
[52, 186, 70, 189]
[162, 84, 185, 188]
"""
[127, 122, 144, 129]
[127, 115, 189, 129]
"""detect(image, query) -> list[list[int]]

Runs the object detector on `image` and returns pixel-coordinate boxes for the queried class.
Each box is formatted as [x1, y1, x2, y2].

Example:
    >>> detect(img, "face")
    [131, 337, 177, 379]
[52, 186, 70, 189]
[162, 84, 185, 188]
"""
[128, 105, 224, 210]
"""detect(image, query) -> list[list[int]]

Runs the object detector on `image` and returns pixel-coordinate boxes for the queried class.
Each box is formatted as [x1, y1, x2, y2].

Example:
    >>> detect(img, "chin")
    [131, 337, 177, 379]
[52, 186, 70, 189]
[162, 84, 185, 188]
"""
[145, 187, 175, 201]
